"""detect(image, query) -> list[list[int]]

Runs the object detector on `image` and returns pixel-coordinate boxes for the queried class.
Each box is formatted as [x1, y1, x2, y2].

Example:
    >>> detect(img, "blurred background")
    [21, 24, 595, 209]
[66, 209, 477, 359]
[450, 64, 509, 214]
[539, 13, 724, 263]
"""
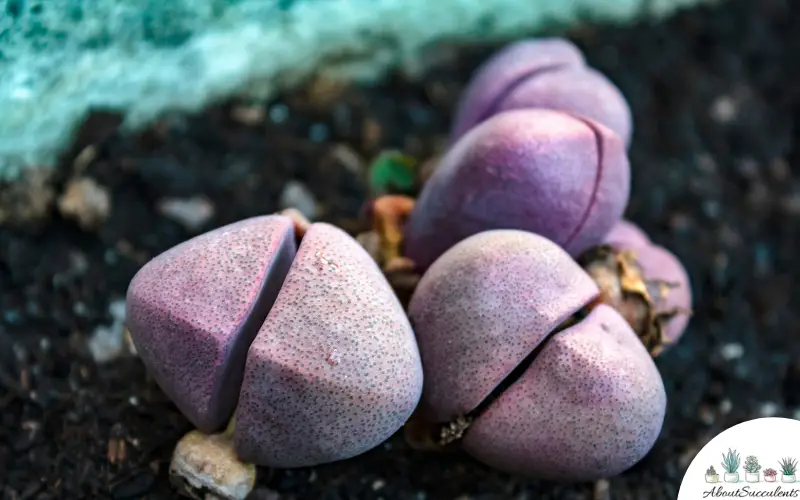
[0, 0, 797, 498]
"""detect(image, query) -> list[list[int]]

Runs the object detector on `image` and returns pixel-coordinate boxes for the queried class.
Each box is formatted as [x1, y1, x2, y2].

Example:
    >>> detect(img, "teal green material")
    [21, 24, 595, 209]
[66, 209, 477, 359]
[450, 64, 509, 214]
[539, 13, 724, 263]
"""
[0, 0, 713, 180]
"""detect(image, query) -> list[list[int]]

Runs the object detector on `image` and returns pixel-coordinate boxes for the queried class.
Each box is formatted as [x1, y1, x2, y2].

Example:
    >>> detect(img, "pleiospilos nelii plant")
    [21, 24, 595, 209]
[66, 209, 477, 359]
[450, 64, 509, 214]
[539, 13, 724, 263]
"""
[406, 230, 668, 480]
[126, 215, 423, 495]
[124, 36, 694, 497]
[391, 36, 690, 480]
[403, 38, 638, 272]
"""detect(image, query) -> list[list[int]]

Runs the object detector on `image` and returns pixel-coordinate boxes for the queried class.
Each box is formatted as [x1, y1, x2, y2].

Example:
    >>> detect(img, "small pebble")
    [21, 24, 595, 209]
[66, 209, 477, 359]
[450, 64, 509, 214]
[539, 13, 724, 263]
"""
[170, 430, 255, 500]
[593, 479, 610, 500]
[758, 401, 779, 418]
[0, 167, 56, 227]
[279, 181, 317, 219]
[57, 177, 110, 230]
[72, 145, 98, 173]
[709, 95, 738, 123]
[69, 251, 89, 275]
[157, 196, 215, 232]
[719, 342, 744, 361]
[88, 325, 123, 363]
[306, 76, 347, 108]
[231, 104, 266, 126]
[330, 144, 365, 175]
[87, 299, 128, 363]
[73, 302, 89, 317]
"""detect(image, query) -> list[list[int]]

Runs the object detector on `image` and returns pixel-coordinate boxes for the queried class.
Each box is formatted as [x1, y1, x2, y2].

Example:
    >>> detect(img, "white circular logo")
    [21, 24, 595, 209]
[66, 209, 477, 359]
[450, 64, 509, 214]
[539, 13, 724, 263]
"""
[679, 417, 800, 499]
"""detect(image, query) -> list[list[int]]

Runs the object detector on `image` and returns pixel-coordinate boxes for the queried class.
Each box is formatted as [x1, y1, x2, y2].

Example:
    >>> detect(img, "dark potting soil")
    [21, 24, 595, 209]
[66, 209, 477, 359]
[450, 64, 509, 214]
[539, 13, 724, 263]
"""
[1, 0, 799, 498]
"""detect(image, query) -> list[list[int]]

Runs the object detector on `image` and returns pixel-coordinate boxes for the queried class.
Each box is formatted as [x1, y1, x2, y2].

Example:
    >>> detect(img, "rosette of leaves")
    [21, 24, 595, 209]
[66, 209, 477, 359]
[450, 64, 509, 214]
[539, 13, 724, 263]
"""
[744, 455, 761, 474]
[765, 468, 778, 478]
[780, 457, 798, 475]
[721, 449, 741, 473]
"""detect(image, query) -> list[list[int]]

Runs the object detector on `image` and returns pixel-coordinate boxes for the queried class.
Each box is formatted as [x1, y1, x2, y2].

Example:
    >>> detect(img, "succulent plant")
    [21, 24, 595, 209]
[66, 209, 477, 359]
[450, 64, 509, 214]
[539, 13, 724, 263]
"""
[450, 38, 632, 147]
[126, 214, 423, 469]
[577, 220, 693, 355]
[780, 457, 798, 475]
[722, 449, 741, 473]
[765, 468, 778, 477]
[707, 466, 717, 476]
[407, 230, 666, 481]
[403, 108, 631, 271]
[744, 455, 761, 474]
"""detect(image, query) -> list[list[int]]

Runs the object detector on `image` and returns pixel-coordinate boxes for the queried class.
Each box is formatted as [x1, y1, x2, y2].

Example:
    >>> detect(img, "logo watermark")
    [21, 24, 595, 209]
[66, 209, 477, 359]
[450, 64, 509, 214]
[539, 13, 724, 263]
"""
[679, 418, 800, 500]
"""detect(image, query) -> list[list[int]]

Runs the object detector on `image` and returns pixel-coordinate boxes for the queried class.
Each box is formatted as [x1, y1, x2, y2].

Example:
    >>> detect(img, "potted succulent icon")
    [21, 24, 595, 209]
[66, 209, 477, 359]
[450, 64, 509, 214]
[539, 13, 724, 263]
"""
[722, 449, 741, 482]
[765, 468, 778, 482]
[744, 455, 761, 482]
[706, 465, 720, 483]
[780, 457, 798, 483]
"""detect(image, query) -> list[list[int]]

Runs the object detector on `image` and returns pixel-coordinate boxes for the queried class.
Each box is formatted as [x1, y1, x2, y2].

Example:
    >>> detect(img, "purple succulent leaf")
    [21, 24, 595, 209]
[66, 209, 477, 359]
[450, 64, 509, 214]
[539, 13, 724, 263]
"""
[233, 223, 423, 467]
[450, 38, 632, 147]
[125, 215, 297, 432]
[602, 219, 651, 251]
[450, 38, 585, 141]
[488, 65, 632, 147]
[408, 230, 598, 422]
[462, 304, 666, 480]
[404, 109, 630, 271]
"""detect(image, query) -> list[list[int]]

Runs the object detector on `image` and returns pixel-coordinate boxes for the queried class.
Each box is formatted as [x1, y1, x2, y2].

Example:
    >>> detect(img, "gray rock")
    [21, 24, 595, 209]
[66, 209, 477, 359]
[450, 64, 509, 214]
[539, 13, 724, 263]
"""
[279, 180, 317, 219]
[0, 0, 717, 180]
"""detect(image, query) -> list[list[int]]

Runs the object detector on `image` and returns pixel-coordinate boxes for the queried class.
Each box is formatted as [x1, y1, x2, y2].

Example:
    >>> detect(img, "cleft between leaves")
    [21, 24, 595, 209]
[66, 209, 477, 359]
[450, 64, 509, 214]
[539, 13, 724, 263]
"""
[403, 243, 693, 451]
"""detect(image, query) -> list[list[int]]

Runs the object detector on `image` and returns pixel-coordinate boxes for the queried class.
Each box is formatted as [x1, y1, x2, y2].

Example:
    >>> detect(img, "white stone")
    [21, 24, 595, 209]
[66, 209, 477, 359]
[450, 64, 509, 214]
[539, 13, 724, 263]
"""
[87, 299, 128, 363]
[280, 180, 318, 219]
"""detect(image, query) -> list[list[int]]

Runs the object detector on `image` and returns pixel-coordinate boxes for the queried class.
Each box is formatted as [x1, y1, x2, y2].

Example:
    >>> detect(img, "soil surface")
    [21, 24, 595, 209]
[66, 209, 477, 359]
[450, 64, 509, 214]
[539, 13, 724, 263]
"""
[2, 0, 799, 498]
